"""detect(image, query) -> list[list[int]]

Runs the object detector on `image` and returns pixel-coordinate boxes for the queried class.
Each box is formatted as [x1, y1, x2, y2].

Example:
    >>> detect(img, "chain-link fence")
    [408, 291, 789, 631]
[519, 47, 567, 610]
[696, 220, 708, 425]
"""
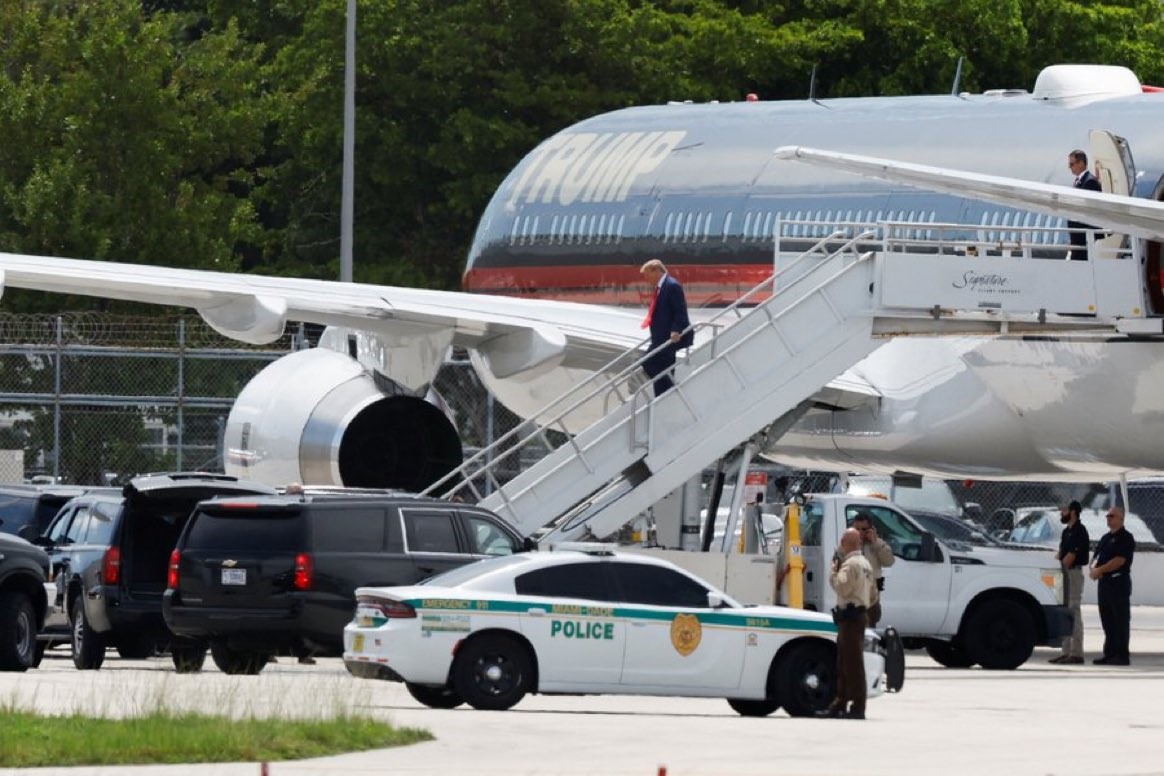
[0, 314, 528, 487]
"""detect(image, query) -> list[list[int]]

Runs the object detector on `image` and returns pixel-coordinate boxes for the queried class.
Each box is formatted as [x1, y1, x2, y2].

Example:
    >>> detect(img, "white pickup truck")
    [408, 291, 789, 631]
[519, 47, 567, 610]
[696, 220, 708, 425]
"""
[792, 494, 1071, 670]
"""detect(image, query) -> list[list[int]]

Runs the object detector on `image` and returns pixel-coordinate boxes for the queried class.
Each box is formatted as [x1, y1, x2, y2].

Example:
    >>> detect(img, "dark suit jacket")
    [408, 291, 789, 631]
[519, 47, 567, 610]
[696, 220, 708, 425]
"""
[649, 274, 693, 349]
[1068, 171, 1102, 234]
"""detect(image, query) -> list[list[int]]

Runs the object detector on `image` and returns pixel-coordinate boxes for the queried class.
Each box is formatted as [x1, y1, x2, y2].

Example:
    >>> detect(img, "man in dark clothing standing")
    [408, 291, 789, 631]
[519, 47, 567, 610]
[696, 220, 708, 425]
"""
[639, 259, 692, 397]
[1066, 149, 1102, 260]
[1050, 499, 1089, 664]
[1089, 505, 1134, 665]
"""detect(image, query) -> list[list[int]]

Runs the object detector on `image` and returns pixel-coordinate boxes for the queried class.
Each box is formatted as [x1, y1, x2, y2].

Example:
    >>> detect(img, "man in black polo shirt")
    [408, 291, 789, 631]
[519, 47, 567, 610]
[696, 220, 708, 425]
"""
[1050, 500, 1089, 664]
[1089, 506, 1135, 665]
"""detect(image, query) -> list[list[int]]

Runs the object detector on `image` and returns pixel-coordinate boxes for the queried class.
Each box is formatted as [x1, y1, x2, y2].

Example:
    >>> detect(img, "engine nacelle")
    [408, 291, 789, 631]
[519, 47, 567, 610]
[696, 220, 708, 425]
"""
[223, 349, 462, 490]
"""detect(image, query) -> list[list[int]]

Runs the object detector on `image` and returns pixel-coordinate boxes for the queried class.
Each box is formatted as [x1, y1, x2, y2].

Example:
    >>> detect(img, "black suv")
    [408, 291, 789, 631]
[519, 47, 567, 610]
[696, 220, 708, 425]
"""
[0, 532, 50, 671]
[0, 484, 119, 542]
[164, 490, 526, 674]
[39, 473, 277, 670]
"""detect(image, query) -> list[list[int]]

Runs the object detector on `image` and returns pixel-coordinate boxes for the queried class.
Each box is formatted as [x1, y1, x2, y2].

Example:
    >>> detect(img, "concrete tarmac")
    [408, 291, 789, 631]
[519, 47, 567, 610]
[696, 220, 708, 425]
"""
[3, 605, 1163, 776]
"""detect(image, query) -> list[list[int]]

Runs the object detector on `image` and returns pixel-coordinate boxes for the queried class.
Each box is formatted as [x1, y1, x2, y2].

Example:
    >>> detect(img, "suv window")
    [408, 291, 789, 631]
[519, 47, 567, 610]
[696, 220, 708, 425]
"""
[185, 509, 306, 552]
[463, 514, 518, 556]
[85, 502, 118, 545]
[515, 562, 618, 601]
[610, 563, 710, 608]
[402, 509, 459, 554]
[312, 508, 386, 552]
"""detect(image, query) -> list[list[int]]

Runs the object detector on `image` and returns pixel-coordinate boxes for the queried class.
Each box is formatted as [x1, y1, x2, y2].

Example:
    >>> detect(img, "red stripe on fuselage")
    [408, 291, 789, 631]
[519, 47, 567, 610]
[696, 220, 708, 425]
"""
[462, 264, 773, 307]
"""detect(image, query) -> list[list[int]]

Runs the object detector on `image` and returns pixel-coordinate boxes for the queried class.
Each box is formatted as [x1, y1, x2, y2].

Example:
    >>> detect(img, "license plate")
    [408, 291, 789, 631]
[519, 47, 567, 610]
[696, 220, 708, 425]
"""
[221, 568, 246, 585]
[352, 634, 365, 652]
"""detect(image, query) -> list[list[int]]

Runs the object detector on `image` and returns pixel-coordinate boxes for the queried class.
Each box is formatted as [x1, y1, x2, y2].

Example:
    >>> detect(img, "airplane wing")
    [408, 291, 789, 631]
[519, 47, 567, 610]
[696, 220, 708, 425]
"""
[0, 251, 646, 378]
[773, 146, 1164, 241]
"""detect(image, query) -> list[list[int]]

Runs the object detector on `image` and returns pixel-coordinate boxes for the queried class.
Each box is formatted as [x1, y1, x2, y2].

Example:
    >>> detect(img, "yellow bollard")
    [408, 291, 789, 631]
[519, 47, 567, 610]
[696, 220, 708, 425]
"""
[784, 502, 805, 609]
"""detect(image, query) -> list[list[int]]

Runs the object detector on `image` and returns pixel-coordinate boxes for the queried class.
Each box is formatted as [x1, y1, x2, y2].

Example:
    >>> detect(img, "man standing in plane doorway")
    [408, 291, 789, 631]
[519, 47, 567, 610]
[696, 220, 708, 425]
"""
[639, 259, 692, 397]
[1050, 499, 1089, 665]
[1066, 149, 1102, 260]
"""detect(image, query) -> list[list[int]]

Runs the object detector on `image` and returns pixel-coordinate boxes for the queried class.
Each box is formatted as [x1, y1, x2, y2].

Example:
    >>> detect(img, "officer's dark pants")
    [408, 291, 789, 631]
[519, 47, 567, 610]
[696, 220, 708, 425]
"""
[834, 619, 867, 714]
[1098, 575, 1131, 661]
[642, 344, 677, 397]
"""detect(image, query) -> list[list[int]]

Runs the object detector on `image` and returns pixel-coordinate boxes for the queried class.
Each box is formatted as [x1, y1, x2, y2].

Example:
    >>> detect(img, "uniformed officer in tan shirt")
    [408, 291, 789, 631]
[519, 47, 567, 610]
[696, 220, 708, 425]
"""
[851, 511, 895, 627]
[823, 527, 876, 719]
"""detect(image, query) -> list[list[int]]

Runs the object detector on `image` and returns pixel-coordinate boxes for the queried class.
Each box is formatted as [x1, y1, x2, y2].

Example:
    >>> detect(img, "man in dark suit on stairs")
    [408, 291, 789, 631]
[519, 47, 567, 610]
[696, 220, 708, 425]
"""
[1067, 149, 1102, 260]
[640, 258, 692, 397]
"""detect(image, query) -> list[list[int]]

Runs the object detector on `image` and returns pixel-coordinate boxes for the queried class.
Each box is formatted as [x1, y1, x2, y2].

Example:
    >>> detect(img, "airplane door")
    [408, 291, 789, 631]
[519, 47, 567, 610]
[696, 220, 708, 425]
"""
[1089, 130, 1135, 259]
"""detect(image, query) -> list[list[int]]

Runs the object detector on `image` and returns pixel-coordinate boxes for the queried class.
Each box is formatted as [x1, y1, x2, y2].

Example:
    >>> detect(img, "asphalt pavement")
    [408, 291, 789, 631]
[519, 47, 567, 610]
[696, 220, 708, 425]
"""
[2, 604, 1163, 776]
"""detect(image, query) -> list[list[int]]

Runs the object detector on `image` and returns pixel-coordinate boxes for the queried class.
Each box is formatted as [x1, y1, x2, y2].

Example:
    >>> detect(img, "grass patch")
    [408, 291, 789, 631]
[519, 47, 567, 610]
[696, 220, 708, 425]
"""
[0, 710, 432, 767]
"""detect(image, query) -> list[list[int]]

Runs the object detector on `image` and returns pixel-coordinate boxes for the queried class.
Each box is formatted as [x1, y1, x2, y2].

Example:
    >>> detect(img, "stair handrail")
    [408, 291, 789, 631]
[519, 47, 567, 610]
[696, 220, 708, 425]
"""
[421, 226, 872, 502]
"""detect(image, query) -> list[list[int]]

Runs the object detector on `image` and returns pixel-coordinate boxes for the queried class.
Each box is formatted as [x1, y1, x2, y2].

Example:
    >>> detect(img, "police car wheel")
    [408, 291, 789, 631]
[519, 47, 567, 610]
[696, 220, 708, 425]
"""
[407, 683, 465, 709]
[453, 633, 533, 711]
[727, 698, 781, 717]
[777, 641, 835, 717]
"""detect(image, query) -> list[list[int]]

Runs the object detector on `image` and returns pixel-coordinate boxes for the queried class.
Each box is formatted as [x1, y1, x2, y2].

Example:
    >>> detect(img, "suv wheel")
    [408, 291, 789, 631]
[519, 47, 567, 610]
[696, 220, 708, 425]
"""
[0, 592, 37, 672]
[210, 641, 269, 675]
[70, 596, 106, 670]
[171, 641, 208, 673]
[963, 599, 1035, 670]
[117, 632, 156, 660]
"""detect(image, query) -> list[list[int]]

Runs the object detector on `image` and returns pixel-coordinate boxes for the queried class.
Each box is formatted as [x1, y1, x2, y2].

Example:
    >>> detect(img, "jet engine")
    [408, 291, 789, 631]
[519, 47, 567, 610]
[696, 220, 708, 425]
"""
[222, 348, 462, 490]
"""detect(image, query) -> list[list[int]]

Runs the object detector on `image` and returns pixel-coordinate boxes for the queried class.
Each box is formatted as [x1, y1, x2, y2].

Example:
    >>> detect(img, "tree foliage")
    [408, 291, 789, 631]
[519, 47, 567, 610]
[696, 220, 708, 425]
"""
[2, 0, 1164, 296]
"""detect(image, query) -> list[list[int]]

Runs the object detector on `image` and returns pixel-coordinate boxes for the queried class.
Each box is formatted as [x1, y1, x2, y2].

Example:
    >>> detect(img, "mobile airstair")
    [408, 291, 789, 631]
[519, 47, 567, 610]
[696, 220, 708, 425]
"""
[423, 219, 1150, 543]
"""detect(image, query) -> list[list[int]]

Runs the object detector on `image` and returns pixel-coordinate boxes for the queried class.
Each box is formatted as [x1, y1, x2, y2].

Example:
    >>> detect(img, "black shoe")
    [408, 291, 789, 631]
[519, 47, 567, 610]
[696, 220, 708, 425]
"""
[1093, 657, 1109, 664]
[815, 705, 845, 719]
[1105, 658, 1130, 666]
[845, 709, 866, 720]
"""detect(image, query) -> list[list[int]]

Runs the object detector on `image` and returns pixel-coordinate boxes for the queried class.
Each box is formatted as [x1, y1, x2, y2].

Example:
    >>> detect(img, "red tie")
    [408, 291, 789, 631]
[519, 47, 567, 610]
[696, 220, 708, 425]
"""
[641, 286, 658, 329]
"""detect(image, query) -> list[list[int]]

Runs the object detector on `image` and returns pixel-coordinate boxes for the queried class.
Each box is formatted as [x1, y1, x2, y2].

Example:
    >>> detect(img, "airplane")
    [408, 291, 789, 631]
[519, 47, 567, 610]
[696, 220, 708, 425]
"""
[3, 63, 1164, 492]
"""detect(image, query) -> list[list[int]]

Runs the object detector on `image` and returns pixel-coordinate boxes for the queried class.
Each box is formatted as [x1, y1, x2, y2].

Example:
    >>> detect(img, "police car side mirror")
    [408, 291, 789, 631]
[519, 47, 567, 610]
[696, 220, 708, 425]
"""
[706, 591, 726, 609]
[920, 532, 941, 563]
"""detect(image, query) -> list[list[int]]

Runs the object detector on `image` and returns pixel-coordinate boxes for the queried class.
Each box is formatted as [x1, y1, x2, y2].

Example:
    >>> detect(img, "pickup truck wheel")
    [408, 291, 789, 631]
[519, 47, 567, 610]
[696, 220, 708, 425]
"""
[777, 641, 835, 717]
[727, 698, 781, 717]
[210, 642, 269, 675]
[925, 640, 973, 668]
[963, 600, 1035, 670]
[452, 633, 532, 711]
[0, 592, 37, 672]
[171, 642, 208, 673]
[406, 683, 464, 709]
[70, 596, 105, 670]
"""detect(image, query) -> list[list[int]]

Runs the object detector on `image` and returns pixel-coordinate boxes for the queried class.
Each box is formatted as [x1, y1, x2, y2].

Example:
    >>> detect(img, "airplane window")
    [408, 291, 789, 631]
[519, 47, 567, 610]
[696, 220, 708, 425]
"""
[761, 212, 772, 241]
[684, 212, 694, 241]
[742, 212, 753, 242]
[663, 212, 674, 243]
[792, 210, 803, 237]
[721, 212, 732, 242]
[582, 214, 592, 244]
[616, 215, 625, 244]
[531, 216, 539, 244]
[509, 219, 520, 246]
[568, 214, 578, 244]
[549, 215, 559, 244]
[704, 211, 712, 242]
[693, 212, 703, 241]
[597, 214, 607, 243]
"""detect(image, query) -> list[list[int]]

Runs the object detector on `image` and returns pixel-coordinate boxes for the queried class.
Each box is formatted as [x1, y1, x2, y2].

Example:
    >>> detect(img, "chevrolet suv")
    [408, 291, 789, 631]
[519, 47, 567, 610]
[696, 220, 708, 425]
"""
[163, 490, 526, 674]
[38, 473, 277, 670]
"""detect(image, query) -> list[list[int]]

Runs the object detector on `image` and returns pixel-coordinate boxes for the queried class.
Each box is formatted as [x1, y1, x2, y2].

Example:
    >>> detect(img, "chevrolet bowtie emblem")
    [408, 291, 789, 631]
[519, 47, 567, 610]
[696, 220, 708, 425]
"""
[221, 559, 239, 567]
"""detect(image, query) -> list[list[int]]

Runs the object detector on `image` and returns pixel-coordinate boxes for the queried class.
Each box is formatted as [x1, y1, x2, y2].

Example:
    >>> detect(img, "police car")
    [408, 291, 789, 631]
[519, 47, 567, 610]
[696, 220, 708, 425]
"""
[343, 547, 888, 716]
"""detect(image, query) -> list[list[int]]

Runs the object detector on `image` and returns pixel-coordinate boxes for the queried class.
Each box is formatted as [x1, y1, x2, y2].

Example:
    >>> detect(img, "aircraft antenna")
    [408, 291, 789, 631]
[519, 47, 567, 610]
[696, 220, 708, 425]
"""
[950, 56, 965, 96]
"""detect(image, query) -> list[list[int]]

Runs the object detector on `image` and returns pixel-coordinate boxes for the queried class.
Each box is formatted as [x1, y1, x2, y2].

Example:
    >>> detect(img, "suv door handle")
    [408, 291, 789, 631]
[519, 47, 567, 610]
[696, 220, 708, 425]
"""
[527, 607, 546, 617]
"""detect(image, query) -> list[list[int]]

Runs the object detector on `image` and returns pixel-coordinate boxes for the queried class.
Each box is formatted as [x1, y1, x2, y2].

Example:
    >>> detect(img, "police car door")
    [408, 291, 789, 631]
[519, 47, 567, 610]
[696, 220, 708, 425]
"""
[611, 562, 745, 691]
[511, 560, 625, 687]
